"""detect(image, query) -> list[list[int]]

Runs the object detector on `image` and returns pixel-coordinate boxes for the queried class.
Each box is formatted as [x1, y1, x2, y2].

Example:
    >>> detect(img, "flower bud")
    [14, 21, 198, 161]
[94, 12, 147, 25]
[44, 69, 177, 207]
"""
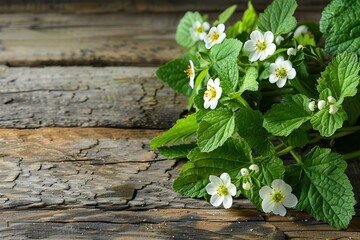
[308, 101, 316, 111]
[317, 100, 326, 110]
[242, 182, 251, 190]
[329, 104, 338, 114]
[297, 45, 304, 50]
[287, 47, 297, 56]
[275, 36, 284, 45]
[249, 164, 259, 173]
[240, 168, 249, 176]
[327, 96, 336, 104]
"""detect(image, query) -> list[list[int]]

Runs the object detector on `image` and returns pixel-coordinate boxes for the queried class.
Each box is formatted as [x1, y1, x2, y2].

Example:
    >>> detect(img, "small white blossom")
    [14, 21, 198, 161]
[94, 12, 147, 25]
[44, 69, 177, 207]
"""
[287, 47, 297, 56]
[308, 101, 316, 112]
[240, 168, 249, 176]
[329, 104, 338, 114]
[269, 56, 296, 88]
[244, 30, 276, 61]
[249, 164, 259, 173]
[297, 45, 304, 50]
[184, 60, 195, 89]
[242, 182, 251, 190]
[204, 24, 226, 49]
[327, 96, 336, 104]
[275, 36, 284, 45]
[259, 179, 298, 216]
[206, 173, 237, 209]
[204, 78, 222, 109]
[317, 100, 326, 110]
[190, 21, 210, 41]
[294, 25, 308, 38]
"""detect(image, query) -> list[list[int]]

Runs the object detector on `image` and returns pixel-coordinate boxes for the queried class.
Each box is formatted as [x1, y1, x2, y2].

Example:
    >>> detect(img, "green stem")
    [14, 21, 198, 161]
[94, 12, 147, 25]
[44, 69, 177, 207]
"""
[276, 146, 294, 157]
[290, 150, 302, 164]
[308, 136, 323, 144]
[275, 143, 286, 151]
[234, 94, 250, 109]
[337, 125, 360, 132]
[343, 150, 360, 161]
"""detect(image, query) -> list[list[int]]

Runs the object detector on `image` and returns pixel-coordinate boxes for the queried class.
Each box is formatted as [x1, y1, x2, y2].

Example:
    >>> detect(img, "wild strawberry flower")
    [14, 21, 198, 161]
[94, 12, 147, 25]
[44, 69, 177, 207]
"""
[269, 56, 296, 88]
[204, 24, 226, 49]
[204, 78, 222, 109]
[206, 173, 237, 209]
[184, 60, 195, 89]
[259, 179, 298, 216]
[244, 30, 276, 61]
[190, 21, 210, 41]
[294, 25, 308, 38]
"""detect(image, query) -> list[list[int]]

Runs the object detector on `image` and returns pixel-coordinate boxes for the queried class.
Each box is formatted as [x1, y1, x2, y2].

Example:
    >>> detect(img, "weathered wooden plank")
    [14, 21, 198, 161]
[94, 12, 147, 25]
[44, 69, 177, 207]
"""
[0, 66, 187, 128]
[0, 0, 330, 13]
[0, 10, 324, 67]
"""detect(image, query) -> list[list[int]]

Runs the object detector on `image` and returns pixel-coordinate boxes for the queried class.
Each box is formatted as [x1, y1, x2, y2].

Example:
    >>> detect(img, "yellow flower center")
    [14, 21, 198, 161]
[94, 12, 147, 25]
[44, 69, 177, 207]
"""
[217, 185, 228, 197]
[205, 86, 217, 100]
[184, 65, 193, 79]
[209, 31, 220, 42]
[275, 67, 287, 79]
[272, 191, 285, 203]
[256, 40, 267, 51]
[196, 26, 204, 33]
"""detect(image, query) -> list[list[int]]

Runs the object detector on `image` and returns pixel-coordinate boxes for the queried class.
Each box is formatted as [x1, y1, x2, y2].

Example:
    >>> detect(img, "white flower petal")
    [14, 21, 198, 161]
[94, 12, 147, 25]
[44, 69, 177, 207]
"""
[223, 195, 233, 209]
[210, 99, 218, 109]
[216, 87, 222, 100]
[287, 68, 296, 79]
[269, 63, 278, 73]
[207, 79, 215, 88]
[275, 56, 284, 66]
[282, 60, 293, 71]
[205, 183, 218, 195]
[271, 179, 286, 190]
[209, 175, 222, 186]
[250, 30, 264, 42]
[259, 186, 272, 199]
[266, 43, 276, 56]
[217, 24, 225, 33]
[189, 78, 194, 89]
[217, 33, 226, 44]
[228, 184, 237, 196]
[204, 100, 211, 109]
[213, 78, 220, 87]
[203, 22, 210, 30]
[277, 181, 292, 195]
[273, 202, 287, 216]
[259, 51, 268, 61]
[294, 25, 308, 38]
[244, 40, 256, 52]
[269, 74, 278, 84]
[264, 31, 274, 43]
[282, 193, 298, 208]
[262, 196, 275, 213]
[210, 194, 224, 207]
[205, 41, 214, 49]
[276, 78, 287, 88]
[220, 173, 231, 186]
[249, 51, 261, 62]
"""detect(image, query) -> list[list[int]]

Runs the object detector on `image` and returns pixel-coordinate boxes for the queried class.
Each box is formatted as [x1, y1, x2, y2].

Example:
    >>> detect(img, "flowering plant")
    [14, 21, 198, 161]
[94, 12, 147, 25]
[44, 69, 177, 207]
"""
[151, 0, 360, 229]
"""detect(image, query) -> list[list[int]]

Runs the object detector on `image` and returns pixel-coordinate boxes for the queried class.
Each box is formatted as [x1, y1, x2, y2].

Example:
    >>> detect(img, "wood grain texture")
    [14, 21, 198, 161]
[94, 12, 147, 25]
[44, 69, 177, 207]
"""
[0, 66, 187, 129]
[0, 128, 358, 239]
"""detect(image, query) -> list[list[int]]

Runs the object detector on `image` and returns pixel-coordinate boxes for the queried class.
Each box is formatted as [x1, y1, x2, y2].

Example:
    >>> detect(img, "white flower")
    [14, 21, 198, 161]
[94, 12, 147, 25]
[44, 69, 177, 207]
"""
[242, 182, 251, 190]
[317, 100, 326, 110]
[269, 56, 296, 88]
[204, 78, 222, 109]
[297, 45, 304, 50]
[249, 164, 259, 173]
[206, 173, 237, 209]
[184, 60, 195, 89]
[204, 24, 226, 49]
[308, 101, 316, 111]
[244, 30, 276, 61]
[294, 25, 308, 38]
[259, 179, 298, 216]
[275, 36, 284, 45]
[287, 47, 297, 56]
[240, 168, 249, 176]
[327, 96, 336, 104]
[190, 21, 210, 41]
[329, 104, 338, 114]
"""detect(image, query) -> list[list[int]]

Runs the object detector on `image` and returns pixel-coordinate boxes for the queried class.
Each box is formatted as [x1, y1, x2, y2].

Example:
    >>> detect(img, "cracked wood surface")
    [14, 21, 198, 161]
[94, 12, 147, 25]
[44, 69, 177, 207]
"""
[0, 128, 358, 239]
[0, 66, 187, 129]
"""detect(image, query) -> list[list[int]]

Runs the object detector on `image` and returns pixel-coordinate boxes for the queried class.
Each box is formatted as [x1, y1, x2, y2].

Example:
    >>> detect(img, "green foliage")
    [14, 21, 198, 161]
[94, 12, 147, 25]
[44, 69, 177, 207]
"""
[239, 67, 259, 93]
[310, 107, 347, 137]
[286, 147, 356, 229]
[175, 11, 203, 48]
[210, 39, 243, 71]
[227, 2, 258, 38]
[213, 5, 237, 26]
[320, 0, 360, 56]
[158, 143, 197, 159]
[258, 0, 297, 35]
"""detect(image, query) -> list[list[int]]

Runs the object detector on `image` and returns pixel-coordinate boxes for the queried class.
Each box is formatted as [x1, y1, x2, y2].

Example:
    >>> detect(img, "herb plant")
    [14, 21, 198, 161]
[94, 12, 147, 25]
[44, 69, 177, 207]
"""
[151, 0, 360, 229]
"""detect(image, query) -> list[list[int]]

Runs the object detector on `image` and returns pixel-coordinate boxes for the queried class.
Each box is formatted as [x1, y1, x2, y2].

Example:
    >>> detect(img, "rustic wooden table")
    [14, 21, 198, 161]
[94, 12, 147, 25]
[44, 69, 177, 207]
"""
[0, 1, 358, 239]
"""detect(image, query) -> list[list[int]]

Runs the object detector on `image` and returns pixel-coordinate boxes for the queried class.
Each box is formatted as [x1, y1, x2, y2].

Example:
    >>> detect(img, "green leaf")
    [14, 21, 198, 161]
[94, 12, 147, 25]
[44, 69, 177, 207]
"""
[158, 143, 197, 159]
[239, 66, 259, 93]
[258, 0, 297, 35]
[173, 138, 252, 198]
[217, 59, 239, 94]
[156, 54, 198, 96]
[287, 147, 356, 229]
[317, 52, 360, 104]
[226, 2, 258, 38]
[310, 106, 347, 137]
[342, 89, 360, 125]
[236, 108, 273, 156]
[213, 5, 237, 26]
[286, 129, 308, 148]
[320, 0, 360, 56]
[197, 108, 236, 152]
[150, 114, 198, 149]
[263, 94, 312, 137]
[210, 39, 243, 71]
[175, 11, 203, 48]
